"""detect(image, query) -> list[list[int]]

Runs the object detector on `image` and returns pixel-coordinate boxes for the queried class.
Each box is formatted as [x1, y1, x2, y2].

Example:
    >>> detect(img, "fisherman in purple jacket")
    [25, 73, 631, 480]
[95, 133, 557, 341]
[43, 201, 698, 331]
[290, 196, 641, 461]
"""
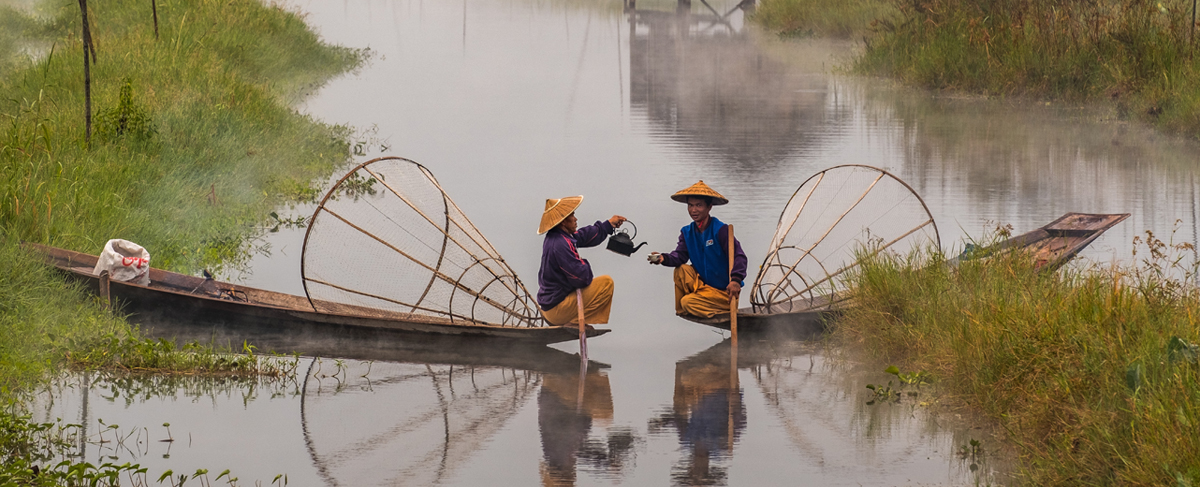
[537, 195, 627, 325]
[647, 181, 747, 318]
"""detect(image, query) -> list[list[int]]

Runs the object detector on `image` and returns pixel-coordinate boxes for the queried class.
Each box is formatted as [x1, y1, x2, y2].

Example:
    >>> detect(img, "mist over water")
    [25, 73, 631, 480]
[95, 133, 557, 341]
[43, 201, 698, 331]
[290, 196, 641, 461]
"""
[34, 0, 1200, 484]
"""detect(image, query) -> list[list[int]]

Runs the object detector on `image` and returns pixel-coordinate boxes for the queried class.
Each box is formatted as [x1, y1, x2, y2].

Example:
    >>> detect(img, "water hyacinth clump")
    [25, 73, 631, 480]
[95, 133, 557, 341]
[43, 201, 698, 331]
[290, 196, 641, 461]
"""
[838, 230, 1200, 484]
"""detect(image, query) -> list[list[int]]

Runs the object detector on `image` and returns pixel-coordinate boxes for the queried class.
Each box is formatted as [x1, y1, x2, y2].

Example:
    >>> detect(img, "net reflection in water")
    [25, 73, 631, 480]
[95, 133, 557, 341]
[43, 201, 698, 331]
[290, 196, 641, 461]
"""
[300, 359, 540, 486]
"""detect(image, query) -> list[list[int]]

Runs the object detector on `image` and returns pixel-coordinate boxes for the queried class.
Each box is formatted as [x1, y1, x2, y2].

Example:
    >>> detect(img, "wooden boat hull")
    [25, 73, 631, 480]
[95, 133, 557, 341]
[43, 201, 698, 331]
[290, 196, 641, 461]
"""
[979, 212, 1130, 271]
[27, 243, 608, 346]
[681, 212, 1129, 333]
[677, 302, 838, 336]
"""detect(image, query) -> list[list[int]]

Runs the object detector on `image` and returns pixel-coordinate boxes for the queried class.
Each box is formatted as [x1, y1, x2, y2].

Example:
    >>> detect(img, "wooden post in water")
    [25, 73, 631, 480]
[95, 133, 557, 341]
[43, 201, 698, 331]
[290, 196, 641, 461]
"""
[98, 270, 111, 309]
[78, 0, 93, 147]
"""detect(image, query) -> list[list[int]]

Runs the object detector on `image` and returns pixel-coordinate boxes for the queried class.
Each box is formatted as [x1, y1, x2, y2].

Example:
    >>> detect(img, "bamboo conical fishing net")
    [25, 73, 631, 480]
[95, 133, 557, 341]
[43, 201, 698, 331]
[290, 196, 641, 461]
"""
[751, 165, 940, 313]
[301, 157, 544, 327]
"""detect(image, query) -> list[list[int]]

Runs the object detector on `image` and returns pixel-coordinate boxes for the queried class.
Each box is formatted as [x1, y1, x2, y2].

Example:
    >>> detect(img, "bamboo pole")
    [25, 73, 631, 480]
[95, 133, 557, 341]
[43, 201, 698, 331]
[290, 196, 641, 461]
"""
[576, 289, 588, 361]
[577, 333, 587, 413]
[727, 224, 738, 453]
[728, 224, 737, 348]
[575, 289, 588, 412]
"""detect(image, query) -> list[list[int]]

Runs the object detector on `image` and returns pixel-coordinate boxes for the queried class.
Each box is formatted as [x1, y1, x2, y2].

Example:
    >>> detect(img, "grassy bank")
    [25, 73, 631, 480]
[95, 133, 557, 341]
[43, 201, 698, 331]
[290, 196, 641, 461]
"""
[0, 0, 360, 389]
[839, 234, 1200, 485]
[752, 0, 895, 39]
[1, 0, 359, 479]
[753, 0, 1200, 138]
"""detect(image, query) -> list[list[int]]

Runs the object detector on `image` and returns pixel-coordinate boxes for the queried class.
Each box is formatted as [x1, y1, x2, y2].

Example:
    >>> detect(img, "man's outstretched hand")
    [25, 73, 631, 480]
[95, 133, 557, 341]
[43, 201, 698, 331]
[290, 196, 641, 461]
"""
[647, 252, 663, 265]
[609, 215, 627, 227]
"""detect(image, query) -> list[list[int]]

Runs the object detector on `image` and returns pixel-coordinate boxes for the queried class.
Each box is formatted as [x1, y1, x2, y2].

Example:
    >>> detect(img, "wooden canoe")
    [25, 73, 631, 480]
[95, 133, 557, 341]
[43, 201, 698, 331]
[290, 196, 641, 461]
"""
[680, 212, 1129, 333]
[26, 243, 609, 346]
[950, 212, 1130, 271]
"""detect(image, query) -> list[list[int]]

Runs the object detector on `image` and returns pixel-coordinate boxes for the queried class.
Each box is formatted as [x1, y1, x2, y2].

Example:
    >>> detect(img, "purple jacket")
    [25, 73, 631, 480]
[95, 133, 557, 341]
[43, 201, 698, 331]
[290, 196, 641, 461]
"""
[538, 220, 615, 310]
[659, 221, 747, 288]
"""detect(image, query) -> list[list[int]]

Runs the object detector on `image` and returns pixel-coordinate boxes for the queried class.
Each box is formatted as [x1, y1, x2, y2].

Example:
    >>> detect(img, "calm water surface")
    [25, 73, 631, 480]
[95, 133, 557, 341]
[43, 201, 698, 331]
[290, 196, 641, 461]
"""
[36, 0, 1200, 484]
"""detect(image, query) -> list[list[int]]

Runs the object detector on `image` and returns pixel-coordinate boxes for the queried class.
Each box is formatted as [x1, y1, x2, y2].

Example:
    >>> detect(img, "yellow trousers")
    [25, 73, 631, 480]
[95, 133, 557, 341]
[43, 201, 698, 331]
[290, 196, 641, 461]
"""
[542, 275, 614, 325]
[674, 265, 733, 318]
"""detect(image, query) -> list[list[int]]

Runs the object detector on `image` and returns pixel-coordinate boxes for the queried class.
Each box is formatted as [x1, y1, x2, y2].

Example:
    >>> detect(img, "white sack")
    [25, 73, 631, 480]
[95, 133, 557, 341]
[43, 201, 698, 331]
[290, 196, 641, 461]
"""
[93, 239, 151, 285]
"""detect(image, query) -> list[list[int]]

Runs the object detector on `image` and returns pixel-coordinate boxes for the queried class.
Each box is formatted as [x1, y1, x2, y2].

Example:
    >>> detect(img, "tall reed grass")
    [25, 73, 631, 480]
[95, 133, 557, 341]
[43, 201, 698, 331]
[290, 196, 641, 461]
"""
[840, 231, 1200, 484]
[854, 0, 1200, 135]
[752, 0, 1200, 137]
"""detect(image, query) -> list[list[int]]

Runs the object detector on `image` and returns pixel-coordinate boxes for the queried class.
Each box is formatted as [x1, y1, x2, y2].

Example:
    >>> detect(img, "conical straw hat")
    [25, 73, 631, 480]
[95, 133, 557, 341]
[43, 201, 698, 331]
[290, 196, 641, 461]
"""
[670, 180, 728, 205]
[538, 195, 584, 234]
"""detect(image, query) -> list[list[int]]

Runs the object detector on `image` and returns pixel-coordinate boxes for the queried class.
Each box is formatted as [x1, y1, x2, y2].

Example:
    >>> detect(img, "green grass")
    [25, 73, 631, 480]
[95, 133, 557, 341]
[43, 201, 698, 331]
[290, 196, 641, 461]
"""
[751, 0, 897, 39]
[854, 0, 1200, 136]
[0, 0, 360, 391]
[0, 0, 358, 480]
[752, 0, 1200, 138]
[2, 0, 359, 271]
[839, 232, 1200, 485]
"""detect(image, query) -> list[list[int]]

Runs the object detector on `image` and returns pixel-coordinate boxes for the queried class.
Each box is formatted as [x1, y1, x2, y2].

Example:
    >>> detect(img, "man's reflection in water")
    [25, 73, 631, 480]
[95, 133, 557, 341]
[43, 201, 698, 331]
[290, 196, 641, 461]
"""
[651, 343, 746, 486]
[538, 367, 638, 486]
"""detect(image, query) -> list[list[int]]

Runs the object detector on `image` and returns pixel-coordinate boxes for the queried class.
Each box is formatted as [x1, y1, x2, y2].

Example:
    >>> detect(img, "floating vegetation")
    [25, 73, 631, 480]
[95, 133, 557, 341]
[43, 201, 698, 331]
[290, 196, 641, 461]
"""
[67, 336, 300, 378]
[0, 409, 278, 486]
[864, 365, 932, 405]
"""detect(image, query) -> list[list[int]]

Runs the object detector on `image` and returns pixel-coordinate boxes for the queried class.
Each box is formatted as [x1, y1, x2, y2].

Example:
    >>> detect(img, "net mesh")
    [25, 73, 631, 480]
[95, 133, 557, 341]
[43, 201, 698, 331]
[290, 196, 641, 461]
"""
[751, 165, 940, 313]
[302, 157, 544, 327]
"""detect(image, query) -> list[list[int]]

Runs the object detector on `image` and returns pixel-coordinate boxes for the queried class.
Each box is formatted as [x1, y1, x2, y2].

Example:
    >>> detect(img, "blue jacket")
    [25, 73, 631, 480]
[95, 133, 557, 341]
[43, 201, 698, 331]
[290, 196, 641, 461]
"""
[660, 217, 747, 290]
[537, 220, 614, 310]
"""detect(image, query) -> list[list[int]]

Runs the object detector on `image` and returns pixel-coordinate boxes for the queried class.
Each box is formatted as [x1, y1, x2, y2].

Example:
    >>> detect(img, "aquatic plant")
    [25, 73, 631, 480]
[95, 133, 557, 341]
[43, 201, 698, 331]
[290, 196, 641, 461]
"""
[865, 365, 932, 404]
[67, 335, 300, 378]
[840, 227, 1200, 484]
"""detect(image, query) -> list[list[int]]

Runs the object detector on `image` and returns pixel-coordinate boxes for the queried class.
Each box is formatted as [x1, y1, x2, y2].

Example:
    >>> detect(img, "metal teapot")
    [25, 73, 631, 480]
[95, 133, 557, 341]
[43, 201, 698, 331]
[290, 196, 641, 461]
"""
[606, 221, 647, 256]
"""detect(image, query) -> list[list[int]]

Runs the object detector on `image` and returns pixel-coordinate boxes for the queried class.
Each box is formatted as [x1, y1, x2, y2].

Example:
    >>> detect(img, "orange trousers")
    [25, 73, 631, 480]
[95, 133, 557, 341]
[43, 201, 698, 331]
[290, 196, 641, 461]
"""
[541, 275, 614, 325]
[674, 265, 733, 318]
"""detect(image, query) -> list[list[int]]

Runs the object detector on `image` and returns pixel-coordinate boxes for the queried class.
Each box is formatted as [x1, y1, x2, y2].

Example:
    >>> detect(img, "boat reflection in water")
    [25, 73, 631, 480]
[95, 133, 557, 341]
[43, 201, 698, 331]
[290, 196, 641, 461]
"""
[650, 339, 745, 486]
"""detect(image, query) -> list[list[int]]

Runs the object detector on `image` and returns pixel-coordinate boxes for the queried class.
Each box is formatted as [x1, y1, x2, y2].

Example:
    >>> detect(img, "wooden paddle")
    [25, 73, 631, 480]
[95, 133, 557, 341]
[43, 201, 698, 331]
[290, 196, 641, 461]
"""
[728, 224, 738, 348]
[576, 289, 588, 361]
[576, 289, 588, 411]
[727, 224, 739, 452]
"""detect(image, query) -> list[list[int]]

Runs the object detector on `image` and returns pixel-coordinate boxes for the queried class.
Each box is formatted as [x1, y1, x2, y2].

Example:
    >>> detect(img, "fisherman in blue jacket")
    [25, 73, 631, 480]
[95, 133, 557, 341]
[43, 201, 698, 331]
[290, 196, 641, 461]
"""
[537, 195, 626, 325]
[647, 181, 747, 318]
